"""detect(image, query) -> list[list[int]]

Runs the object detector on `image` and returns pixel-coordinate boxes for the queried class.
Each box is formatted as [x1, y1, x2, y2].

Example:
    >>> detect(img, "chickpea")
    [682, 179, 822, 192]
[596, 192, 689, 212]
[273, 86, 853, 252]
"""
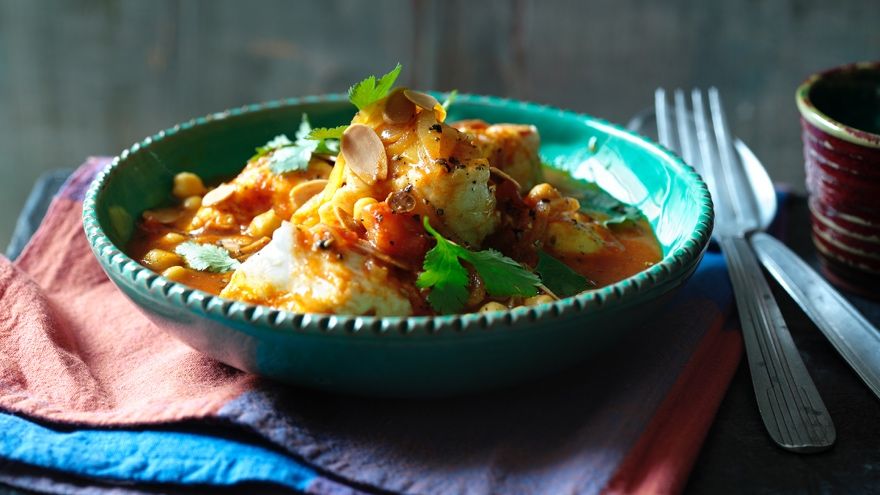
[159, 232, 186, 246]
[525, 295, 555, 306]
[143, 249, 183, 272]
[183, 196, 202, 210]
[161, 265, 188, 281]
[479, 301, 508, 313]
[526, 183, 561, 203]
[246, 209, 282, 238]
[172, 172, 207, 199]
[218, 213, 237, 229]
[548, 197, 580, 213]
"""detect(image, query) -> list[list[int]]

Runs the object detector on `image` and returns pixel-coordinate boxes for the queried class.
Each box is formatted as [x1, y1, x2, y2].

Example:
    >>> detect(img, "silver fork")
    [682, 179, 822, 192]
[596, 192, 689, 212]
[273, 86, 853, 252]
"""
[656, 88, 835, 453]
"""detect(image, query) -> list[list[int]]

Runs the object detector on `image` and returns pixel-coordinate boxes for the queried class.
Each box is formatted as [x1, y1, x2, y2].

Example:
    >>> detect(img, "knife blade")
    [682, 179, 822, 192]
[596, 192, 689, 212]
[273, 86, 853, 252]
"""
[752, 232, 880, 400]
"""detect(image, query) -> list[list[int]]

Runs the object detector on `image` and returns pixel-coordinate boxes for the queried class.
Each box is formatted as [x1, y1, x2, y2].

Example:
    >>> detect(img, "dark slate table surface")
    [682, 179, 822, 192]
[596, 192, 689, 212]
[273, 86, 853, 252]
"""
[2, 173, 879, 494]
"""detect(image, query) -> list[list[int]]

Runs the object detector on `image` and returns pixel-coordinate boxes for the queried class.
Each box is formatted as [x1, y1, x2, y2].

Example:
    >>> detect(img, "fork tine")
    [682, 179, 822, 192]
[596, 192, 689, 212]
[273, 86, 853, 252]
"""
[673, 90, 698, 172]
[654, 89, 674, 150]
[708, 88, 760, 226]
[690, 89, 722, 218]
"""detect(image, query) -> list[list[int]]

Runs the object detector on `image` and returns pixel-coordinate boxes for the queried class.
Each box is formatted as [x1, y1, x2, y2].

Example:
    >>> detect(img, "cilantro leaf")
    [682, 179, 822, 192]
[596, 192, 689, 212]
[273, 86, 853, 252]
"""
[308, 125, 347, 155]
[581, 183, 642, 226]
[571, 182, 644, 227]
[268, 140, 318, 174]
[602, 206, 642, 226]
[251, 134, 292, 161]
[307, 126, 348, 141]
[348, 63, 403, 110]
[294, 114, 312, 141]
[441, 89, 458, 111]
[175, 242, 240, 273]
[464, 249, 539, 297]
[417, 217, 541, 314]
[535, 250, 592, 298]
[416, 236, 470, 315]
[253, 114, 341, 174]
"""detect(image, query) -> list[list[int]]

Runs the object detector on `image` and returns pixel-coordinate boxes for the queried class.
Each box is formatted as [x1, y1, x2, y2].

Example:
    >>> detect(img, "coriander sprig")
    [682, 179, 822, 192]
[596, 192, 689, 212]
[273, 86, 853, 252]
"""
[416, 217, 541, 314]
[441, 89, 458, 111]
[535, 250, 592, 298]
[253, 115, 345, 174]
[348, 63, 402, 111]
[175, 242, 240, 273]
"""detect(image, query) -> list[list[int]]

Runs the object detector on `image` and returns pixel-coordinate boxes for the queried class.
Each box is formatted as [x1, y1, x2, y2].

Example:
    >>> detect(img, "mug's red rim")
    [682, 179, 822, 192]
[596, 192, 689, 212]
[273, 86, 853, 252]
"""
[796, 61, 880, 149]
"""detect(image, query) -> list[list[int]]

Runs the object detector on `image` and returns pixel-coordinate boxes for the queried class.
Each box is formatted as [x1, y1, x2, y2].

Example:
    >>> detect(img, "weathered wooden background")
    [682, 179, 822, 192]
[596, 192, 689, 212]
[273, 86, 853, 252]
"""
[1, 0, 878, 247]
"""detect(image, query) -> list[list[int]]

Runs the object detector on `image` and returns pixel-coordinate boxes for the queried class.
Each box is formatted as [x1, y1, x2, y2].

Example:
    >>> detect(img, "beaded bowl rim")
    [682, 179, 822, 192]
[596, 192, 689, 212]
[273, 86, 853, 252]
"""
[82, 92, 714, 338]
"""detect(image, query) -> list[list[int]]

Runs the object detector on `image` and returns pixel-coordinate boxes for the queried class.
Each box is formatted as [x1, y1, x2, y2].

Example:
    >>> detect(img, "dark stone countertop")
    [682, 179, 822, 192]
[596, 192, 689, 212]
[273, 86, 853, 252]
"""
[685, 198, 880, 494]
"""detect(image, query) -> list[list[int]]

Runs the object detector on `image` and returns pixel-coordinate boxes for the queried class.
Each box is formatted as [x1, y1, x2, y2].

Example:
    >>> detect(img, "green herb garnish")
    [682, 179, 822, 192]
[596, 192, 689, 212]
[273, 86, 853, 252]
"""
[441, 89, 458, 111]
[416, 217, 541, 314]
[579, 183, 643, 226]
[535, 250, 592, 298]
[307, 125, 347, 141]
[307, 125, 348, 154]
[348, 63, 402, 111]
[175, 242, 240, 273]
[251, 135, 293, 161]
[252, 115, 346, 174]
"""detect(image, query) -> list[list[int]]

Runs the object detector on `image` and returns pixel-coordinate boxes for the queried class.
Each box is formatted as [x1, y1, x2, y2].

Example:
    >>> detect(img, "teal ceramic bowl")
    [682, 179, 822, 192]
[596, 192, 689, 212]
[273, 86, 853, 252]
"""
[83, 94, 713, 397]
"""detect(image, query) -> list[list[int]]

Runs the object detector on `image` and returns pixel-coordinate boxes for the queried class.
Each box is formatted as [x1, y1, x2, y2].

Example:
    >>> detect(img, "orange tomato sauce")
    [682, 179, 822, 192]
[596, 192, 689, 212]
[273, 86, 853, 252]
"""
[563, 220, 662, 288]
[127, 170, 663, 304]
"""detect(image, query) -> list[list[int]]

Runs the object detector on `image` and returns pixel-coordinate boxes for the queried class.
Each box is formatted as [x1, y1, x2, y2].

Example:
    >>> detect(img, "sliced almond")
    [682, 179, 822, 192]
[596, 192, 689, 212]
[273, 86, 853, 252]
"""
[383, 89, 416, 124]
[352, 239, 414, 271]
[142, 207, 182, 224]
[289, 179, 328, 210]
[240, 236, 271, 255]
[334, 205, 362, 232]
[489, 166, 523, 192]
[220, 238, 243, 256]
[341, 124, 388, 185]
[201, 183, 236, 207]
[404, 89, 446, 122]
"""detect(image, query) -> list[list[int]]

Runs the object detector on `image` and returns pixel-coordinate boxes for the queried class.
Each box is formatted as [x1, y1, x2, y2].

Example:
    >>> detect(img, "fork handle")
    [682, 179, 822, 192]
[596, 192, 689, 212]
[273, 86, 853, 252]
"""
[718, 235, 835, 452]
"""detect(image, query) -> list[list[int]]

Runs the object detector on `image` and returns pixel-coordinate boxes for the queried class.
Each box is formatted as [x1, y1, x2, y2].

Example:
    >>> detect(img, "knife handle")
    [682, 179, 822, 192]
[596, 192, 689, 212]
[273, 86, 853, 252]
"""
[718, 235, 835, 452]
[752, 232, 880, 400]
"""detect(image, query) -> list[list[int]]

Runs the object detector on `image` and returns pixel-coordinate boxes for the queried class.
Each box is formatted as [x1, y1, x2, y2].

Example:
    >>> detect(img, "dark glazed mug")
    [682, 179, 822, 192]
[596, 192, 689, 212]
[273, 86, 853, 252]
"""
[796, 61, 880, 298]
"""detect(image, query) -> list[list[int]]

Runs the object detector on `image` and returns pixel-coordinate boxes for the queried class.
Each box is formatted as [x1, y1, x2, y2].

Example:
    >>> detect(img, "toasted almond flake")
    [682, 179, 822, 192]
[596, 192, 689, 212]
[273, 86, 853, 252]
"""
[289, 179, 328, 210]
[220, 238, 243, 255]
[352, 239, 414, 271]
[383, 89, 416, 124]
[489, 166, 523, 191]
[341, 124, 388, 184]
[537, 284, 561, 300]
[202, 183, 236, 206]
[240, 236, 271, 255]
[334, 206, 362, 232]
[404, 89, 446, 121]
[142, 208, 182, 224]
